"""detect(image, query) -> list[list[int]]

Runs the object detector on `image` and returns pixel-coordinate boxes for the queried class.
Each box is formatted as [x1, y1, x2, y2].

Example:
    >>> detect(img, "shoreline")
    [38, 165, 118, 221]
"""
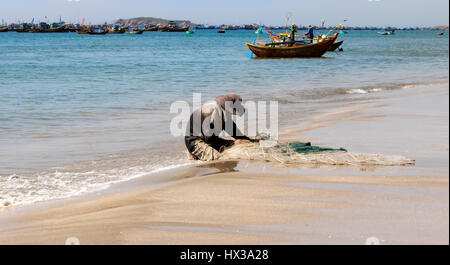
[0, 82, 448, 244]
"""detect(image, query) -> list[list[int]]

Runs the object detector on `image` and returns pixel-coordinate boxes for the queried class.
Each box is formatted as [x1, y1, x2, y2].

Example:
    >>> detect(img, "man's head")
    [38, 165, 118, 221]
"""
[308, 25, 312, 28]
[216, 93, 245, 116]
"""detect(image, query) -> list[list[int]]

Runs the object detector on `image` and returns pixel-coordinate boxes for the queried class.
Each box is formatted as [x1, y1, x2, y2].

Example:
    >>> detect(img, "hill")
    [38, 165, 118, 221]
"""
[114, 17, 191, 27]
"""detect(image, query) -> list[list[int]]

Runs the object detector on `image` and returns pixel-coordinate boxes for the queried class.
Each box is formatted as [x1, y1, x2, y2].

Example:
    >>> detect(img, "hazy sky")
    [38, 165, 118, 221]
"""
[1, 0, 448, 26]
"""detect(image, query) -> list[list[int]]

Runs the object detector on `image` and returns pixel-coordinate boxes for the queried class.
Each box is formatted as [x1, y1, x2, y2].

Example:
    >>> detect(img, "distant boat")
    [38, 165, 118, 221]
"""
[15, 28, 30, 33]
[144, 26, 159, 31]
[186, 30, 195, 34]
[159, 21, 189, 32]
[127, 29, 144, 34]
[246, 33, 339, 58]
[437, 32, 444, 36]
[87, 28, 108, 35]
[160, 26, 189, 32]
[378, 30, 395, 35]
[108, 28, 126, 34]
[29, 27, 69, 33]
[0, 27, 8, 32]
[217, 29, 226, 34]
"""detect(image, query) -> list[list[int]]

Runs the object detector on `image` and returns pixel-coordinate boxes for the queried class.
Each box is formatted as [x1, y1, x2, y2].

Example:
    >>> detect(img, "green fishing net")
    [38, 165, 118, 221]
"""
[220, 141, 414, 166]
[276, 141, 347, 155]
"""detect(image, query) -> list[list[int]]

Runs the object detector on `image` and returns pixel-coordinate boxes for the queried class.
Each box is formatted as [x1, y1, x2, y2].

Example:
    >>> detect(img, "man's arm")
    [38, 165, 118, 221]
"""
[231, 121, 257, 142]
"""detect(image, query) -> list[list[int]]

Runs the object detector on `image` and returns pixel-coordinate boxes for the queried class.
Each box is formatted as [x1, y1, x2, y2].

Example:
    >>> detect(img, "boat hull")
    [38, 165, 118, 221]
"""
[108, 29, 126, 34]
[29, 28, 69, 33]
[328, 40, 343, 51]
[87, 30, 108, 35]
[159, 26, 189, 32]
[246, 33, 338, 58]
[127, 30, 144, 34]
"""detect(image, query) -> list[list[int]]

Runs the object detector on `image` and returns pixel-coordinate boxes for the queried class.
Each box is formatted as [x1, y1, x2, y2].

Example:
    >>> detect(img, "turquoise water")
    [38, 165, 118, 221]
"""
[0, 30, 448, 206]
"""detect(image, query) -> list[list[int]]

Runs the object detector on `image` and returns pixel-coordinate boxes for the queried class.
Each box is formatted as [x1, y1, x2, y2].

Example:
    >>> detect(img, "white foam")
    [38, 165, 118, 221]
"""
[347, 89, 368, 94]
[369, 88, 383, 92]
[0, 161, 192, 208]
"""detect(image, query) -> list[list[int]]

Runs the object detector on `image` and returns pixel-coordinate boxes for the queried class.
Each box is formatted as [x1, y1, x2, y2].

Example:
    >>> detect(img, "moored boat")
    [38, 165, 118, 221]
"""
[29, 27, 69, 33]
[0, 27, 8, 32]
[378, 30, 395, 35]
[15, 28, 30, 33]
[159, 21, 189, 32]
[108, 27, 126, 34]
[126, 29, 144, 34]
[160, 26, 189, 32]
[246, 33, 339, 58]
[88, 28, 109, 35]
[144, 26, 159, 31]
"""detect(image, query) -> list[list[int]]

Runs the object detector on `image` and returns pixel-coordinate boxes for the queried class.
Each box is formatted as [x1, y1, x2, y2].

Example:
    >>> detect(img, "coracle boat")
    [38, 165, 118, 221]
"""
[246, 33, 339, 58]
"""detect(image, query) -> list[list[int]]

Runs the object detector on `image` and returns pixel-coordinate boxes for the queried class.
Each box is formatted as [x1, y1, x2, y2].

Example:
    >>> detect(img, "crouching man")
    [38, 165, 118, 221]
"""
[185, 93, 257, 161]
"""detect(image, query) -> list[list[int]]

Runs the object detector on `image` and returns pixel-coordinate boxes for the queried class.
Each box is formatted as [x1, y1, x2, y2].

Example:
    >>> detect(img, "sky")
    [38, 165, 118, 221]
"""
[0, 0, 448, 27]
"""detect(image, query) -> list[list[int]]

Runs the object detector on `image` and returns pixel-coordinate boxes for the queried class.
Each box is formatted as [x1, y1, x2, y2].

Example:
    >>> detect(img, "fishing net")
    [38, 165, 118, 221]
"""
[220, 141, 415, 167]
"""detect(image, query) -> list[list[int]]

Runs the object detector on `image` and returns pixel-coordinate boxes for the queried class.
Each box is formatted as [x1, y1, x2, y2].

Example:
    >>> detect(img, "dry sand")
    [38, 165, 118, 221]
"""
[0, 161, 447, 245]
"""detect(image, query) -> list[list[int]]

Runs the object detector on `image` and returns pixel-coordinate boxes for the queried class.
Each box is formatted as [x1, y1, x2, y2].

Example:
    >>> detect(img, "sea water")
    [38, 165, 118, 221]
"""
[0, 30, 448, 206]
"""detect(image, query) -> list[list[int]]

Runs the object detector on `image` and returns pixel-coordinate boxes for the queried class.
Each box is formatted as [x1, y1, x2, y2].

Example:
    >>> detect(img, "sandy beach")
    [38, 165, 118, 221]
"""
[0, 83, 448, 245]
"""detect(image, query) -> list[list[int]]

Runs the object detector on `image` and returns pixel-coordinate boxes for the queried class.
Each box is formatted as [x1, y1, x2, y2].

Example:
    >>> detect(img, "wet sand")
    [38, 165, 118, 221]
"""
[0, 83, 448, 245]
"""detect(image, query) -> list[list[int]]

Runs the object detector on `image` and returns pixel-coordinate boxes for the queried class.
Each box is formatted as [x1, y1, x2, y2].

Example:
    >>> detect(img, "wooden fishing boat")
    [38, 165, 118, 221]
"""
[15, 28, 31, 33]
[328, 40, 343, 51]
[159, 26, 189, 32]
[126, 29, 144, 34]
[246, 33, 339, 58]
[29, 27, 69, 33]
[76, 30, 89, 34]
[378, 30, 395, 35]
[437, 32, 444, 36]
[108, 28, 126, 34]
[0, 27, 8, 32]
[88, 28, 108, 35]
[144, 26, 159, 31]
[217, 29, 226, 34]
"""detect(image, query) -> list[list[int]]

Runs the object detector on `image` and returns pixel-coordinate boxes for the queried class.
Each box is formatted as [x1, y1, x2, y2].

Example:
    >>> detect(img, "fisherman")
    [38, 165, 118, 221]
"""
[305, 25, 314, 42]
[289, 24, 297, 46]
[184, 93, 256, 161]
